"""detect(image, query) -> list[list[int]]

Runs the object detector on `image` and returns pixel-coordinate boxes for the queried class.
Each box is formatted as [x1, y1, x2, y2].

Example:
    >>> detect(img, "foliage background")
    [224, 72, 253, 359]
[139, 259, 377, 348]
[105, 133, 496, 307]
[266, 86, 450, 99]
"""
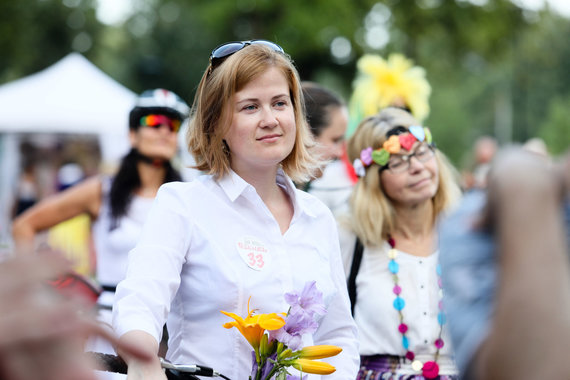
[1, 0, 569, 168]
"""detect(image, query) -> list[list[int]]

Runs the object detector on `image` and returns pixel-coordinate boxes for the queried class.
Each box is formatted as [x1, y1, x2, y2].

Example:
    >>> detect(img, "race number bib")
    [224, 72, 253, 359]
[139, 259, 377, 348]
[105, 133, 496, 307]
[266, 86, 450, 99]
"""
[236, 236, 270, 271]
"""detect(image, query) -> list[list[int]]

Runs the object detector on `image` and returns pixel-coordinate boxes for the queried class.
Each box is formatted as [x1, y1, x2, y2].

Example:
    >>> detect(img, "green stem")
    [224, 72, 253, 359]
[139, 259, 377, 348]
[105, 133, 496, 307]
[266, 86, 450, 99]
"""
[255, 348, 262, 380]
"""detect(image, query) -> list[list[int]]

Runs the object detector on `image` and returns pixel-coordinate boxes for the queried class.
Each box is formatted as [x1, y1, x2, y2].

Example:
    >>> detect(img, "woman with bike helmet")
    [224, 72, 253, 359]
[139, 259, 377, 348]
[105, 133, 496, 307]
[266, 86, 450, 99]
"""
[12, 88, 189, 379]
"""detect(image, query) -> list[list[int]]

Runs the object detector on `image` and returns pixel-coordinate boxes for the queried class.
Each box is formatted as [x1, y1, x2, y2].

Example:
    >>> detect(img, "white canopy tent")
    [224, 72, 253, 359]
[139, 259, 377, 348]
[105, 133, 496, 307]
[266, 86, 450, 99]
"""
[0, 53, 135, 247]
[0, 52, 135, 160]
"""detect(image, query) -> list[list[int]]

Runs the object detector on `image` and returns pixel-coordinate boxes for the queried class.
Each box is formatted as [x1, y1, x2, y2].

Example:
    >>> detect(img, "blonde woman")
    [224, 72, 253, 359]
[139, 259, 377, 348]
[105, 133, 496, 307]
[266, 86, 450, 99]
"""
[339, 107, 461, 379]
[113, 41, 359, 380]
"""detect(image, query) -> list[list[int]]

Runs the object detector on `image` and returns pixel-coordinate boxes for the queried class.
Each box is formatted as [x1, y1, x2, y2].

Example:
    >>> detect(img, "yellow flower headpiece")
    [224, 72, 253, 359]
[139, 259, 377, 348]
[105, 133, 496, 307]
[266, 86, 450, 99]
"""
[348, 53, 431, 136]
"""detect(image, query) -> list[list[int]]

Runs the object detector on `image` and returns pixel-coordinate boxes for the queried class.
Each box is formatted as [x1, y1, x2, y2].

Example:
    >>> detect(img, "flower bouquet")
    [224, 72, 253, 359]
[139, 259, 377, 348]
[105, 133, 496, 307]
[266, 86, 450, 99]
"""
[221, 281, 341, 380]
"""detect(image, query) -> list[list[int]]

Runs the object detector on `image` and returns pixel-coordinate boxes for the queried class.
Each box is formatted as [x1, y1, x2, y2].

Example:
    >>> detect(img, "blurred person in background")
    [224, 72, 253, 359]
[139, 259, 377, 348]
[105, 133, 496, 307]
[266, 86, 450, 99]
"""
[523, 136, 549, 158]
[465, 136, 498, 190]
[299, 81, 351, 215]
[12, 161, 39, 217]
[439, 146, 570, 379]
[11, 88, 189, 378]
[340, 107, 461, 379]
[47, 162, 93, 276]
[0, 253, 152, 380]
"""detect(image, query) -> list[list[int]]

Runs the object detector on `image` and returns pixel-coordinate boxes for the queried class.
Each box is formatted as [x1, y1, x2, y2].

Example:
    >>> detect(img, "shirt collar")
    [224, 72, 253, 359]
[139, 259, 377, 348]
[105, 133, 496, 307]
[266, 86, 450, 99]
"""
[217, 169, 250, 202]
[217, 168, 317, 219]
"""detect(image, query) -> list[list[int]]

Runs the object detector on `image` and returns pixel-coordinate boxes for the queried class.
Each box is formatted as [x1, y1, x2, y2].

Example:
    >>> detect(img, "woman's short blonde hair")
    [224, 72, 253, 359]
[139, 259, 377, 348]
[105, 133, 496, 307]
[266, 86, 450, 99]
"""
[187, 44, 319, 183]
[346, 107, 461, 247]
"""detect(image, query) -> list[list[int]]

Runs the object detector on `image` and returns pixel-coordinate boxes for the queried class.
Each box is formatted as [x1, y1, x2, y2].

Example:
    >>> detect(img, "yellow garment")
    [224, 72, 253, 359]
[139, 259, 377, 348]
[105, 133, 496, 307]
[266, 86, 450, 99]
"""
[48, 214, 92, 276]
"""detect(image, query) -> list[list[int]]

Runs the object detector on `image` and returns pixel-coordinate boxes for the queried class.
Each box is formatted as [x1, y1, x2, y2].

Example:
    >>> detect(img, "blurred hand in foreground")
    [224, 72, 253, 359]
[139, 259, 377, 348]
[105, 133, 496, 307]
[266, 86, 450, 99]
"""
[0, 253, 152, 380]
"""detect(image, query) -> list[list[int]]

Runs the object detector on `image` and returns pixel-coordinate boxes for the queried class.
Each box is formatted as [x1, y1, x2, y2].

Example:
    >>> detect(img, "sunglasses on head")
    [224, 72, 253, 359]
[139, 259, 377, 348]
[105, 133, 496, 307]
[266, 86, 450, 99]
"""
[139, 114, 181, 133]
[208, 39, 284, 70]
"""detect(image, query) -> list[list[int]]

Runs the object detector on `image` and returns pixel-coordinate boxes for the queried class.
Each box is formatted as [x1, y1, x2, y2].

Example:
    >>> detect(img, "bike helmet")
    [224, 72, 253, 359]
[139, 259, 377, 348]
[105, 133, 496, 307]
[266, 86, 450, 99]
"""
[129, 88, 190, 130]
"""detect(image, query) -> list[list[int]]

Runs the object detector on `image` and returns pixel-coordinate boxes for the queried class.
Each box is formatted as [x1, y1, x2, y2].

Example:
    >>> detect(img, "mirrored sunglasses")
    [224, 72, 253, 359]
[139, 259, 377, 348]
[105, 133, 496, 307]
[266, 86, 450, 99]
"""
[140, 114, 181, 133]
[209, 40, 284, 68]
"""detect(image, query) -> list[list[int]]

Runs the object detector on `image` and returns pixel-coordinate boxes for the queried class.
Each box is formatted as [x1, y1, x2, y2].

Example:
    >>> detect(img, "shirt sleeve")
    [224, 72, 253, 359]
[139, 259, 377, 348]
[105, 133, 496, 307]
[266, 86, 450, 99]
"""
[438, 190, 497, 379]
[112, 183, 192, 342]
[313, 216, 360, 379]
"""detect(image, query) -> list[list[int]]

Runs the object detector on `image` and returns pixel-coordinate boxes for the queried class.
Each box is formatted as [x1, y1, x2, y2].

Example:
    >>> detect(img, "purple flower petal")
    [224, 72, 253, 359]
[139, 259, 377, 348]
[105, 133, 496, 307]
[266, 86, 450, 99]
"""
[284, 281, 327, 319]
[250, 350, 258, 380]
[287, 375, 307, 380]
[268, 312, 318, 351]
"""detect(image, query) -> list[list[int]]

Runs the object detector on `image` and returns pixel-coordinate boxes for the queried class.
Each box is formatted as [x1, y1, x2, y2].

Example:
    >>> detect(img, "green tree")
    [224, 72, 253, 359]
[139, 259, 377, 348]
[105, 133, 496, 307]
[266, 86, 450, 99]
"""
[0, 0, 103, 83]
[537, 94, 570, 155]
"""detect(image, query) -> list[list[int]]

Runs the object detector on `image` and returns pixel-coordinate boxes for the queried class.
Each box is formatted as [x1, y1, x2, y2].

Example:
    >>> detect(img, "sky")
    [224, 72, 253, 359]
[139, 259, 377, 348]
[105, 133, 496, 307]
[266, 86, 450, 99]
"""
[514, 0, 570, 17]
[95, 0, 570, 25]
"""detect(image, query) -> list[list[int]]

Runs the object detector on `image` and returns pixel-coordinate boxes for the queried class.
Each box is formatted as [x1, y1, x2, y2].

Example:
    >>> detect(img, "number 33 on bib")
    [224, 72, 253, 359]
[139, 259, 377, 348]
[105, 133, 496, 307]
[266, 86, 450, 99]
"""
[236, 236, 270, 271]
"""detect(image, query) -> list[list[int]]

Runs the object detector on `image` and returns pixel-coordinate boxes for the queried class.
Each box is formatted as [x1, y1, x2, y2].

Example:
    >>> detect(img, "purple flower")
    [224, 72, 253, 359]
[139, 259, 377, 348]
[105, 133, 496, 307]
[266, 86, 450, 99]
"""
[260, 353, 276, 379]
[250, 351, 258, 380]
[284, 281, 326, 319]
[286, 375, 307, 380]
[250, 351, 276, 380]
[269, 312, 318, 351]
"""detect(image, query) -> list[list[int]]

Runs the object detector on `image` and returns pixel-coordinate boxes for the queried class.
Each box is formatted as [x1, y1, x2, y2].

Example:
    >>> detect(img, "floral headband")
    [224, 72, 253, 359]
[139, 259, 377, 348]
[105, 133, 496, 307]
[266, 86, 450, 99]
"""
[352, 125, 433, 177]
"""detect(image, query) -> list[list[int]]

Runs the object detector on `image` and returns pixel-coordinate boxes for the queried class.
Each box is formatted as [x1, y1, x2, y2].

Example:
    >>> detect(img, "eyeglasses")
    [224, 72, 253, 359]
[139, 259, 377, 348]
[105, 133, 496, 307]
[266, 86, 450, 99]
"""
[380, 142, 435, 174]
[209, 40, 284, 68]
[139, 114, 182, 133]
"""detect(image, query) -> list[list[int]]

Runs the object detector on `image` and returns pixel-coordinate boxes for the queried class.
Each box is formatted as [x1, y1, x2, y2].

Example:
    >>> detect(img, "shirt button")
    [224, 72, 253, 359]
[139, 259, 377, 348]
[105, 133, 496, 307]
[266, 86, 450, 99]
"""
[424, 339, 428, 344]
[423, 311, 427, 315]
[420, 285, 424, 289]
[419, 260, 423, 264]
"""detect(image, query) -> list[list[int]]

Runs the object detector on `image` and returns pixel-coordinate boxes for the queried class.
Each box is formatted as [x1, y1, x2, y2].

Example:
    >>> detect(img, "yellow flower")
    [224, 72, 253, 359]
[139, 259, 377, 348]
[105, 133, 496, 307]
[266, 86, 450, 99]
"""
[291, 358, 336, 375]
[348, 53, 431, 136]
[298, 345, 342, 360]
[220, 297, 285, 350]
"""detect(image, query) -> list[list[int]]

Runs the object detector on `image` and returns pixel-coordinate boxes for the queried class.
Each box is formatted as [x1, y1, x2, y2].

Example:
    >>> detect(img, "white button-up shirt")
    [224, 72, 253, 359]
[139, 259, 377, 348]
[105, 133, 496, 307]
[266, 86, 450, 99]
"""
[113, 170, 359, 380]
[339, 227, 457, 375]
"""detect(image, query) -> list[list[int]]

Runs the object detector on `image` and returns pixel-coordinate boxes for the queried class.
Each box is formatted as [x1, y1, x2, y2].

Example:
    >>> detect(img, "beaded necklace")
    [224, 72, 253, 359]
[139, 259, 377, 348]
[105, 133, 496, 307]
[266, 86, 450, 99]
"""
[387, 236, 445, 379]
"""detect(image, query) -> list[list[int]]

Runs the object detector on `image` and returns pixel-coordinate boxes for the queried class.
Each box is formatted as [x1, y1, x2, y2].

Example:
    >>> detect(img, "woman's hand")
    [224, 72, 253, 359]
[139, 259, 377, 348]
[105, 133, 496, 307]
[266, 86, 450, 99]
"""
[118, 330, 166, 380]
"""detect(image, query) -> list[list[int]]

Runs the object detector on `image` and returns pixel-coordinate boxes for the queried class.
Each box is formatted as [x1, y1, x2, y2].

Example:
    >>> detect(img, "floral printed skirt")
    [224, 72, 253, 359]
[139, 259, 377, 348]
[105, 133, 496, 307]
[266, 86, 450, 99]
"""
[356, 355, 459, 380]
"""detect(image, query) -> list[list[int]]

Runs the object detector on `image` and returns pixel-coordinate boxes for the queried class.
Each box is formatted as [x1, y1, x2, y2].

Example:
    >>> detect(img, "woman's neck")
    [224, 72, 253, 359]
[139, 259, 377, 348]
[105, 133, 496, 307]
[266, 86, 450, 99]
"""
[391, 200, 436, 256]
[136, 161, 167, 198]
[233, 165, 282, 202]
[233, 165, 293, 235]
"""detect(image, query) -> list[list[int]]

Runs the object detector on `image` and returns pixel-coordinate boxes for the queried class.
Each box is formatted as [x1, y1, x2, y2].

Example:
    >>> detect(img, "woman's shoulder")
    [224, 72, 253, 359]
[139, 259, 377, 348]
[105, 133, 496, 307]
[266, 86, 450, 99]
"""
[159, 176, 210, 192]
[156, 176, 220, 206]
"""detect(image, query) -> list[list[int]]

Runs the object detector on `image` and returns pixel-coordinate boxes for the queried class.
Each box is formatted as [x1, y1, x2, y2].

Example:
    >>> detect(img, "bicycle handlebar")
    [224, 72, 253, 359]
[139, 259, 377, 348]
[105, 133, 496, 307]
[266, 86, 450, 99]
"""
[87, 352, 230, 379]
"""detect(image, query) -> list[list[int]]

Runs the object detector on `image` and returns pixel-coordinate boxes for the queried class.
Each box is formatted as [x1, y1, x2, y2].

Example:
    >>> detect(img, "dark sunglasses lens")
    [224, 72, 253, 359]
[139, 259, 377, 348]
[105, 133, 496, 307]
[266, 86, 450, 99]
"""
[211, 42, 245, 59]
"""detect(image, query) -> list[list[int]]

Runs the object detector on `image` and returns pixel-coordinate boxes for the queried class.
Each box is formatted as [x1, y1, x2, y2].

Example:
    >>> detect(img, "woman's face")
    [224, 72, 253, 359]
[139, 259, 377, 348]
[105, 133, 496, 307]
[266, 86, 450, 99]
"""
[224, 66, 296, 175]
[314, 105, 348, 161]
[129, 118, 179, 161]
[380, 141, 439, 207]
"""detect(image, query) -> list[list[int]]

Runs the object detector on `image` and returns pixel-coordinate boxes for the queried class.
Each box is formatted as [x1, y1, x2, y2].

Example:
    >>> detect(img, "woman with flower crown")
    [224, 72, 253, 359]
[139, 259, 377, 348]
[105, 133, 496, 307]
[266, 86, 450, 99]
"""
[339, 107, 461, 379]
[112, 40, 359, 380]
